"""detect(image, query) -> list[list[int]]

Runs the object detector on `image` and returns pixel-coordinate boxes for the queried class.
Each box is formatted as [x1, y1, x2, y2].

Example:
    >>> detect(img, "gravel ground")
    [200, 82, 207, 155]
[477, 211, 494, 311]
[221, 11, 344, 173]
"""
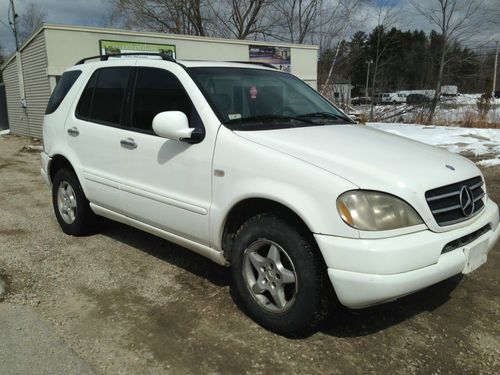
[0, 133, 499, 374]
[0, 303, 95, 374]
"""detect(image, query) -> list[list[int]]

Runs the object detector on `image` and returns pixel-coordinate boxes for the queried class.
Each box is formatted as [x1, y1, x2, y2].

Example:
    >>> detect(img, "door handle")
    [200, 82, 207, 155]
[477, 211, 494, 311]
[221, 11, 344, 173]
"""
[120, 138, 138, 149]
[67, 127, 79, 137]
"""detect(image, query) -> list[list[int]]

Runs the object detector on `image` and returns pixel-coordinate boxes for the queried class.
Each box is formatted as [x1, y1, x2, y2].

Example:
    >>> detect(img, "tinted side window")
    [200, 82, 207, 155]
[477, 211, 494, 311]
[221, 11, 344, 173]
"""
[76, 68, 131, 126]
[131, 68, 193, 133]
[46, 70, 82, 114]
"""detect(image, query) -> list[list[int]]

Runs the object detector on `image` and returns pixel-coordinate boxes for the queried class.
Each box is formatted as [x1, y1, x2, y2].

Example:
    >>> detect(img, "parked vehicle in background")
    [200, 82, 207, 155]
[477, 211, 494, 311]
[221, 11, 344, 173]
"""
[375, 93, 391, 105]
[351, 97, 371, 105]
[392, 93, 407, 104]
[375, 93, 406, 105]
[399, 90, 435, 100]
[407, 93, 431, 105]
[441, 85, 458, 97]
[41, 54, 500, 337]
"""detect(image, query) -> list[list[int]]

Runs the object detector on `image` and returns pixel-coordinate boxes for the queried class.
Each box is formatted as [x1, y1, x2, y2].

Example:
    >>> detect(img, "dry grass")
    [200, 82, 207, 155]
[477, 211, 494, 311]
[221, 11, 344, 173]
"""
[462, 110, 478, 128]
[360, 102, 500, 129]
[441, 110, 500, 129]
[357, 113, 369, 124]
[410, 107, 500, 129]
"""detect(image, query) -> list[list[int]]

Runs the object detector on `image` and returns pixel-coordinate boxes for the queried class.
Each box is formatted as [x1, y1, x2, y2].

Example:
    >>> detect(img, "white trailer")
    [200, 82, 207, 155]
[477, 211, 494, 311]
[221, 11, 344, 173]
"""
[441, 85, 458, 96]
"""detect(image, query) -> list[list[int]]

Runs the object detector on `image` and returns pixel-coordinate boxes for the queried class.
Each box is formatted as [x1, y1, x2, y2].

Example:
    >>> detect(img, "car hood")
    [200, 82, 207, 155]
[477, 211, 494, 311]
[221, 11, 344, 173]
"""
[234, 124, 480, 196]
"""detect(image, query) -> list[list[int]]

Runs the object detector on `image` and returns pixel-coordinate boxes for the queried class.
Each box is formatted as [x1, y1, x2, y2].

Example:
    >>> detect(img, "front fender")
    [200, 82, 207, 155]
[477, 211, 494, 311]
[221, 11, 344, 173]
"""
[210, 127, 359, 249]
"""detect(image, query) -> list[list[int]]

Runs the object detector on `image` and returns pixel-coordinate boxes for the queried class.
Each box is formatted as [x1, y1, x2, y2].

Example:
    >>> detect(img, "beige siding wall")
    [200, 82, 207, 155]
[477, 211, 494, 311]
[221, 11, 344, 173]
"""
[2, 32, 51, 138]
[291, 48, 318, 89]
[44, 27, 318, 85]
[21, 32, 51, 138]
[3, 59, 29, 136]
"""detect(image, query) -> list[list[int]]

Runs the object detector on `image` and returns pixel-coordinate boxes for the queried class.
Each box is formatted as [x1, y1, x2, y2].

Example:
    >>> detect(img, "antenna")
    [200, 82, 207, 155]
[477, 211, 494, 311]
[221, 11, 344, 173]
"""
[493, 41, 498, 96]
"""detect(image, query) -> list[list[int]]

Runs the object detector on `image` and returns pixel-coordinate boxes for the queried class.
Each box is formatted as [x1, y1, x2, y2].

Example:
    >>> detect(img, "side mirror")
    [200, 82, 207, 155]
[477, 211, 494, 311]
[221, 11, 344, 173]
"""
[152, 111, 194, 142]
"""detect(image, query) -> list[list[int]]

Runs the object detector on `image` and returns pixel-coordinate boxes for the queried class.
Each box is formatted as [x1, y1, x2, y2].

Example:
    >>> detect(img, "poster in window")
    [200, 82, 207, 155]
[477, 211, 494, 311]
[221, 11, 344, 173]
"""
[249, 45, 291, 72]
[99, 40, 176, 59]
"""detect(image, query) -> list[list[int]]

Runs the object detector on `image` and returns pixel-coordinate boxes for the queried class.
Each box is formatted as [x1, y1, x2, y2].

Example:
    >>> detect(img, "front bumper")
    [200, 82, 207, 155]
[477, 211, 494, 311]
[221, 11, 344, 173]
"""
[315, 199, 500, 309]
[40, 152, 51, 186]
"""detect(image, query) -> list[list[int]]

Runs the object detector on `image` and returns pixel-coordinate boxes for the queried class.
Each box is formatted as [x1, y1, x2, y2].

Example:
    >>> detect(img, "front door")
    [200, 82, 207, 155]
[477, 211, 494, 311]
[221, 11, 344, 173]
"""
[119, 65, 214, 246]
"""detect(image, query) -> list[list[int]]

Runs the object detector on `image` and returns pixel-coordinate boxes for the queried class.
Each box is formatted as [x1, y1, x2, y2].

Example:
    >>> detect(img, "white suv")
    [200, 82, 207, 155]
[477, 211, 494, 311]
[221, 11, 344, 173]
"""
[41, 55, 500, 336]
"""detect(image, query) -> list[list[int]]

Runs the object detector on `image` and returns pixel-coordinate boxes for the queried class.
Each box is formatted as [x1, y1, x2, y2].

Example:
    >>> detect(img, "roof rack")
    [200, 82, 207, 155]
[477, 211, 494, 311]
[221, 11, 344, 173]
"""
[76, 52, 176, 65]
[229, 61, 278, 70]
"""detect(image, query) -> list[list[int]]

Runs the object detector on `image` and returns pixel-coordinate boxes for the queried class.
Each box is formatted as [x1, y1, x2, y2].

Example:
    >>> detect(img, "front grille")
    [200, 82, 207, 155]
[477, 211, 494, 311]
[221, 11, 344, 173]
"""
[442, 224, 491, 254]
[425, 176, 485, 226]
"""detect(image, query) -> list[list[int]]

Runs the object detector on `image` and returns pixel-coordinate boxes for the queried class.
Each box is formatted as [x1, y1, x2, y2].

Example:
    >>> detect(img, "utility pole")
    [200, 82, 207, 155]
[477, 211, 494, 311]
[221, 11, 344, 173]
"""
[493, 41, 499, 96]
[365, 60, 372, 98]
[9, 0, 20, 51]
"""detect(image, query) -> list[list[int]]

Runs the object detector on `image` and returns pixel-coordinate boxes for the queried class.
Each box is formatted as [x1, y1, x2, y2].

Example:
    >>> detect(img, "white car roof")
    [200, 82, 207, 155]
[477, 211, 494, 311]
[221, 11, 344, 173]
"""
[68, 57, 277, 72]
[180, 60, 274, 70]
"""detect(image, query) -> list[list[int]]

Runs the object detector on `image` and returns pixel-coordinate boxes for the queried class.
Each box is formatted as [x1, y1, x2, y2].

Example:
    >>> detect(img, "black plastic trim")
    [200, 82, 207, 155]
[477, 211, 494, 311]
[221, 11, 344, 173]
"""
[76, 52, 176, 65]
[441, 224, 491, 254]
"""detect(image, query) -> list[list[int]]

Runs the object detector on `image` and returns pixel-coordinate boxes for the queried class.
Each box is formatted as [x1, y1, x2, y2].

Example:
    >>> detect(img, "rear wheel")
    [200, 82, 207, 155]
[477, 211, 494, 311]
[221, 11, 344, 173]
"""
[52, 169, 97, 235]
[230, 214, 329, 336]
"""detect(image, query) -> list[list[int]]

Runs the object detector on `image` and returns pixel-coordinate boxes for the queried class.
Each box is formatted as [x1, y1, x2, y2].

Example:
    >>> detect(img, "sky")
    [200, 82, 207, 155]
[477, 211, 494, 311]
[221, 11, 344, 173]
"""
[0, 0, 498, 54]
[0, 0, 112, 52]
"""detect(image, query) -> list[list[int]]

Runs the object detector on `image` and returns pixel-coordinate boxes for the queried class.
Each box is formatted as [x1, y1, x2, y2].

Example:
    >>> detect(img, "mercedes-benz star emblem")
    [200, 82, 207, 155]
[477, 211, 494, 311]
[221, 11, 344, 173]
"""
[459, 186, 475, 217]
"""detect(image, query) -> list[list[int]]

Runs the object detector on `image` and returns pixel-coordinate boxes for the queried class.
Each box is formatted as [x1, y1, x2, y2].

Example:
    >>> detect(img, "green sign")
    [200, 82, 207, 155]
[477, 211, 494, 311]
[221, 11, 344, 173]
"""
[99, 40, 176, 59]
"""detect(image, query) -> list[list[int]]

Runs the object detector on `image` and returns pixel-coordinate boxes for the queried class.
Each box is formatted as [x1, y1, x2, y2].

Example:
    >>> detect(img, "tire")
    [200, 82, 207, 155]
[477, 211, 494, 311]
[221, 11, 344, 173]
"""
[52, 168, 97, 236]
[230, 213, 329, 337]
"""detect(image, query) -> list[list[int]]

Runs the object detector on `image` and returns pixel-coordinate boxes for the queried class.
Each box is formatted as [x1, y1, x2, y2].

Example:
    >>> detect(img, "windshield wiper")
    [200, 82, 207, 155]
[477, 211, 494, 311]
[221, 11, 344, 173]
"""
[224, 115, 316, 126]
[296, 112, 353, 123]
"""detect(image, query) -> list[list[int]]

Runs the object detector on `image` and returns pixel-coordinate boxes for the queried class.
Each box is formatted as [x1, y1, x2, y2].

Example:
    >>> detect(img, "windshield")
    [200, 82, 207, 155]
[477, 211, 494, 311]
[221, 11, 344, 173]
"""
[187, 67, 354, 131]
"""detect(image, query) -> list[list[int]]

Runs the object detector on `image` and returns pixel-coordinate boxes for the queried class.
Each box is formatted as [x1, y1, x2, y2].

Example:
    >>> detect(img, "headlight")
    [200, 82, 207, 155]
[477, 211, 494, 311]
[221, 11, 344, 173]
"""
[337, 190, 423, 231]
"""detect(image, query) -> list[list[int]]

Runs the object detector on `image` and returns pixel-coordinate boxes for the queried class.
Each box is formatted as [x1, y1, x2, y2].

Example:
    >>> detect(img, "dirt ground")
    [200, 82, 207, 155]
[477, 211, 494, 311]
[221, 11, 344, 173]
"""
[0, 134, 499, 374]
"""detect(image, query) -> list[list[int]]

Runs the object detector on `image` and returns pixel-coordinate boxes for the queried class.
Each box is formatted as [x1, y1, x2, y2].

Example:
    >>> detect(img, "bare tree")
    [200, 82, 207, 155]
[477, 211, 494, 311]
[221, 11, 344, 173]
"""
[111, 0, 210, 36]
[270, 0, 322, 44]
[319, 0, 366, 97]
[19, 2, 47, 42]
[485, 0, 500, 28]
[368, 4, 400, 120]
[410, 0, 484, 123]
[208, 0, 271, 39]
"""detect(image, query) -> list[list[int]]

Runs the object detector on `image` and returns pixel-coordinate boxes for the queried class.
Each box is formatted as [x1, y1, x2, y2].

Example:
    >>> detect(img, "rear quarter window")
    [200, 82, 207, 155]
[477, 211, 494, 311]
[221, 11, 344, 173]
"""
[45, 70, 82, 115]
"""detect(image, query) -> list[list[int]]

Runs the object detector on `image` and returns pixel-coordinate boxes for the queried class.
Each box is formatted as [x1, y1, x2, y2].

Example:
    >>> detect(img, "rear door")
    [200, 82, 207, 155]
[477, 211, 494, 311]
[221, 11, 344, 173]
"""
[66, 63, 134, 213]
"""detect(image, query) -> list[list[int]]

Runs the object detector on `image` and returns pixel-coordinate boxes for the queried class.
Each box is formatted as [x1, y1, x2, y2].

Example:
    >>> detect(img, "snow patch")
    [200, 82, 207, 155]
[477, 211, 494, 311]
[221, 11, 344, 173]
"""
[0, 129, 10, 136]
[476, 158, 500, 168]
[367, 123, 500, 162]
[449, 94, 500, 106]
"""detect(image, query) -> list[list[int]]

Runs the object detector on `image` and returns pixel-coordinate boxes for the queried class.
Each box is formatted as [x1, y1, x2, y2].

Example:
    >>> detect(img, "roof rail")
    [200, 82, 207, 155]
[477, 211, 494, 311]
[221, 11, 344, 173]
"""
[75, 52, 176, 65]
[229, 61, 278, 70]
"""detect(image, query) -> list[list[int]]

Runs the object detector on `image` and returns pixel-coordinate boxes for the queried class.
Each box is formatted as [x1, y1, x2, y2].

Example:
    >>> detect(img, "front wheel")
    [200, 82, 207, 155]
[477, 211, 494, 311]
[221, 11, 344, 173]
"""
[230, 214, 329, 336]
